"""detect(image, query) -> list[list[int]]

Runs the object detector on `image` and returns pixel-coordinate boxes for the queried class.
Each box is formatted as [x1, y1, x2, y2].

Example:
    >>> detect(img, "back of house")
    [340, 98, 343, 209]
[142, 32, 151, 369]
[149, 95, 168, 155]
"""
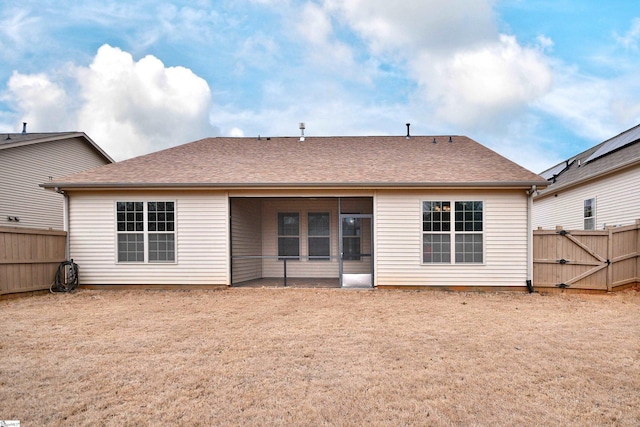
[43, 133, 547, 290]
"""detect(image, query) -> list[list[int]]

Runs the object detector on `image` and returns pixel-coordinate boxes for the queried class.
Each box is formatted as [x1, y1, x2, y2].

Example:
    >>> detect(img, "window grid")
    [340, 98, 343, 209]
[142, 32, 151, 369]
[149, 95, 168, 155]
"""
[116, 201, 176, 263]
[422, 200, 483, 264]
[117, 234, 144, 262]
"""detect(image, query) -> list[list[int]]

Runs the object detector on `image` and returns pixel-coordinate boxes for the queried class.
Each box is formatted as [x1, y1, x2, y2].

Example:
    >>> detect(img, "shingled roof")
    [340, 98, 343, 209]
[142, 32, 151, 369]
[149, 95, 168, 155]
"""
[43, 135, 547, 189]
[1, 131, 114, 163]
[536, 123, 640, 197]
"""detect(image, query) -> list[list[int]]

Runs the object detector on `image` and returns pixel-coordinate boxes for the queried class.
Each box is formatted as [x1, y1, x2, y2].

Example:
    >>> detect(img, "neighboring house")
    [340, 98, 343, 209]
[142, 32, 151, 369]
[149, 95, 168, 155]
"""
[533, 123, 640, 230]
[43, 133, 547, 289]
[1, 129, 114, 230]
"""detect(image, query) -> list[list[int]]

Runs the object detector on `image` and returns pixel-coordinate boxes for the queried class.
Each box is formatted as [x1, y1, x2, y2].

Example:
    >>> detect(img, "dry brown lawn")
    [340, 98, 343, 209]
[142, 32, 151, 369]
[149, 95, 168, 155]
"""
[1, 287, 639, 426]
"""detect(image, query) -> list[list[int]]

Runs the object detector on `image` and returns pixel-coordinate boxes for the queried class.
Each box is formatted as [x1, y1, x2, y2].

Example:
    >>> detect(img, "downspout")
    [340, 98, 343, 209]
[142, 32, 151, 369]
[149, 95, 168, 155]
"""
[526, 185, 536, 293]
[55, 187, 70, 260]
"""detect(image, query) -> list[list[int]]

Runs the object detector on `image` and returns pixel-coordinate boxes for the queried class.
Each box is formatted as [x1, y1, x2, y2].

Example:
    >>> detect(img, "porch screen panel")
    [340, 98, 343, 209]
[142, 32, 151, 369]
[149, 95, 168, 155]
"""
[342, 217, 362, 261]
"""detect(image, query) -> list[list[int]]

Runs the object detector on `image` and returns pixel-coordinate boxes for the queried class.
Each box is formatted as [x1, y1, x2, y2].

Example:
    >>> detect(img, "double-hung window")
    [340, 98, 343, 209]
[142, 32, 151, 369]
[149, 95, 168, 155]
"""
[422, 200, 483, 264]
[584, 198, 595, 230]
[308, 212, 330, 261]
[117, 201, 175, 263]
[278, 213, 300, 260]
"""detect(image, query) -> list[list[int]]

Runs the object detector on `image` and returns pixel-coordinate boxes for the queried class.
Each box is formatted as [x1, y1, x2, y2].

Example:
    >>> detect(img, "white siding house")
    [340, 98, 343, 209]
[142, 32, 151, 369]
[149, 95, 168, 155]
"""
[1, 130, 113, 230]
[44, 134, 547, 290]
[534, 124, 640, 230]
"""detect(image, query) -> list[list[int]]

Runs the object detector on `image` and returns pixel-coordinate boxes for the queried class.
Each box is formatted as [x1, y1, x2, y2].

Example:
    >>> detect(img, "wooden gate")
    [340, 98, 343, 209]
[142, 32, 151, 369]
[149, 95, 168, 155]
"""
[533, 220, 640, 291]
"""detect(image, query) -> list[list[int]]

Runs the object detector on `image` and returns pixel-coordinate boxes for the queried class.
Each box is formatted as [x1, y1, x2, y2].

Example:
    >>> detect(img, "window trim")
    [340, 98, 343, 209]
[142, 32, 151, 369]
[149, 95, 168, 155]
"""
[584, 197, 596, 230]
[308, 212, 331, 261]
[421, 199, 485, 265]
[277, 212, 300, 261]
[115, 200, 177, 264]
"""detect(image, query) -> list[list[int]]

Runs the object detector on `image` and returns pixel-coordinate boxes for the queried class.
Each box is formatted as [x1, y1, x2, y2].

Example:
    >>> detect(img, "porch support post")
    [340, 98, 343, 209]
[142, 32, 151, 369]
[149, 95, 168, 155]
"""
[283, 258, 287, 287]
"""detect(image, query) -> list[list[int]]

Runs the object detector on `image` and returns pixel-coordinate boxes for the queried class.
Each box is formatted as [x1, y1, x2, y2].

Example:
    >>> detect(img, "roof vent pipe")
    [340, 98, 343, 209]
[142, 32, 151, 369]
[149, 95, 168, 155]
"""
[448, 136, 452, 143]
[406, 123, 411, 139]
[299, 122, 305, 142]
[22, 122, 27, 134]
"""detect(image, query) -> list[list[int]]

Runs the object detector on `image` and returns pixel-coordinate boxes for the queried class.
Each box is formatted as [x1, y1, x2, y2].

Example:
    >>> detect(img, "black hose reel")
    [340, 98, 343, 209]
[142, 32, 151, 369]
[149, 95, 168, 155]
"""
[50, 259, 79, 293]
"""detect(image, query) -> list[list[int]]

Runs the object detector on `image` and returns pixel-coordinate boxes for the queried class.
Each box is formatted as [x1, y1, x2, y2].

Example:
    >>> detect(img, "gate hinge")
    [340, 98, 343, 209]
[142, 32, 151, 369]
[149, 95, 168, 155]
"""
[557, 230, 570, 236]
[556, 283, 569, 288]
[557, 258, 568, 264]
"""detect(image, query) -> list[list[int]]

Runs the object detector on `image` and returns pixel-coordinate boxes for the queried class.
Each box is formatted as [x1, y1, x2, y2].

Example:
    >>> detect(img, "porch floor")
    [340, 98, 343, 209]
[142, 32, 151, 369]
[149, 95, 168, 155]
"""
[232, 278, 340, 288]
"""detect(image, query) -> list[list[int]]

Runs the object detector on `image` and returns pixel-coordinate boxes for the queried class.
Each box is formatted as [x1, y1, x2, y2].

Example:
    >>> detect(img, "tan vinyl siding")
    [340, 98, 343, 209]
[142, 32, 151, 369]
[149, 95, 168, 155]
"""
[533, 166, 640, 230]
[261, 198, 340, 278]
[231, 198, 263, 283]
[0, 137, 110, 230]
[375, 190, 528, 287]
[69, 191, 229, 285]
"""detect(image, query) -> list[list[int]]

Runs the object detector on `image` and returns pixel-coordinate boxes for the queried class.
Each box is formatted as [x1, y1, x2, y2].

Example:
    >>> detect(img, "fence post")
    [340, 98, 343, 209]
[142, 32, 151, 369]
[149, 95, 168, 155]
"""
[606, 225, 613, 292]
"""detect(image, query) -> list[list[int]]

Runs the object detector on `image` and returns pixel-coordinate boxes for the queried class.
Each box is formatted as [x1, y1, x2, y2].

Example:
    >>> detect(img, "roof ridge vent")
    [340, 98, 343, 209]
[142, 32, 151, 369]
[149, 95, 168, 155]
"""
[299, 122, 305, 142]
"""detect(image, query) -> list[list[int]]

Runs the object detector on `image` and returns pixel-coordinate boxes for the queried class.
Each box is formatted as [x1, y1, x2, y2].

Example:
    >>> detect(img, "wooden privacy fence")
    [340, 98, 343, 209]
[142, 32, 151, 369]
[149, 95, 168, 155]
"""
[0, 226, 66, 296]
[533, 220, 640, 292]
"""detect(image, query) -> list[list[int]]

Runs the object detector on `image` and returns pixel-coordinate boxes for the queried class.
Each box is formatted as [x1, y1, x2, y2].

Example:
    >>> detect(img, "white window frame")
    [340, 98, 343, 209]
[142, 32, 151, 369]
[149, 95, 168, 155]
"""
[308, 212, 331, 261]
[421, 200, 485, 265]
[584, 198, 596, 230]
[277, 212, 300, 261]
[115, 201, 177, 264]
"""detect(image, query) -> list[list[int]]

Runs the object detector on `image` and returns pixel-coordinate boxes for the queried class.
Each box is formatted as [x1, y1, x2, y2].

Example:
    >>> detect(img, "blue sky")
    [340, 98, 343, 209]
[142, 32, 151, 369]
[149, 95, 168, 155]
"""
[1, 0, 639, 173]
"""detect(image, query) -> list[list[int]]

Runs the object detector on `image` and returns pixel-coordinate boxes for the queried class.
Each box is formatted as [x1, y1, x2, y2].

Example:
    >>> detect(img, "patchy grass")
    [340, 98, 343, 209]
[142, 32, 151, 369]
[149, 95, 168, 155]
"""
[1, 287, 639, 426]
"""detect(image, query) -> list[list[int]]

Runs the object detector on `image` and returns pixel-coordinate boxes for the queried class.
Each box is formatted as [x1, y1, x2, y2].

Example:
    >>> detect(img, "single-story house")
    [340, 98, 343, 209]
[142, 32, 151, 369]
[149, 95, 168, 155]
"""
[533, 123, 640, 230]
[43, 132, 547, 289]
[1, 126, 113, 230]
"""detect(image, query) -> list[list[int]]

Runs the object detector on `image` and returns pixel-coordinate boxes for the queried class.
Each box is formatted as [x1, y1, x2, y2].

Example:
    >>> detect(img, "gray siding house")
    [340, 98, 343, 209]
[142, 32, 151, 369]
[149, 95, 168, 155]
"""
[1, 130, 113, 230]
[533, 123, 640, 230]
[44, 134, 547, 289]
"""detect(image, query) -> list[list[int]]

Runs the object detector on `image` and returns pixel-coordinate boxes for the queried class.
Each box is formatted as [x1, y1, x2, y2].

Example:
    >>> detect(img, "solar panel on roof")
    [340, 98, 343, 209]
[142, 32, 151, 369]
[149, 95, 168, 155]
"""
[539, 158, 575, 181]
[585, 124, 640, 163]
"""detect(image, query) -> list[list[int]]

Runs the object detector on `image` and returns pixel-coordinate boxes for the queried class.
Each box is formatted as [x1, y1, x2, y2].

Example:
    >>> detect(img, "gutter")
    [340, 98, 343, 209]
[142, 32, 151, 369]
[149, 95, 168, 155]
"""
[55, 187, 70, 260]
[526, 185, 536, 293]
[42, 180, 550, 191]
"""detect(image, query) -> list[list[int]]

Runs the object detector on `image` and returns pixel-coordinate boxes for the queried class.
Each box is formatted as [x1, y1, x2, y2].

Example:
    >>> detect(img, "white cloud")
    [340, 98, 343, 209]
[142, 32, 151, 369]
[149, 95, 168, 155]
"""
[324, 0, 497, 55]
[4, 71, 73, 131]
[293, 3, 363, 80]
[321, 1, 552, 130]
[75, 45, 215, 160]
[412, 35, 552, 128]
[615, 17, 640, 50]
[535, 63, 640, 143]
[2, 44, 217, 160]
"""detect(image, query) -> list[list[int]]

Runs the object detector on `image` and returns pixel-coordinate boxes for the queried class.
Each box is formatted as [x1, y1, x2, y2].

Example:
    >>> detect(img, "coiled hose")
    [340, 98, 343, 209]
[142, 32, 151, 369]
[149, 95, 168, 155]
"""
[50, 259, 79, 293]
